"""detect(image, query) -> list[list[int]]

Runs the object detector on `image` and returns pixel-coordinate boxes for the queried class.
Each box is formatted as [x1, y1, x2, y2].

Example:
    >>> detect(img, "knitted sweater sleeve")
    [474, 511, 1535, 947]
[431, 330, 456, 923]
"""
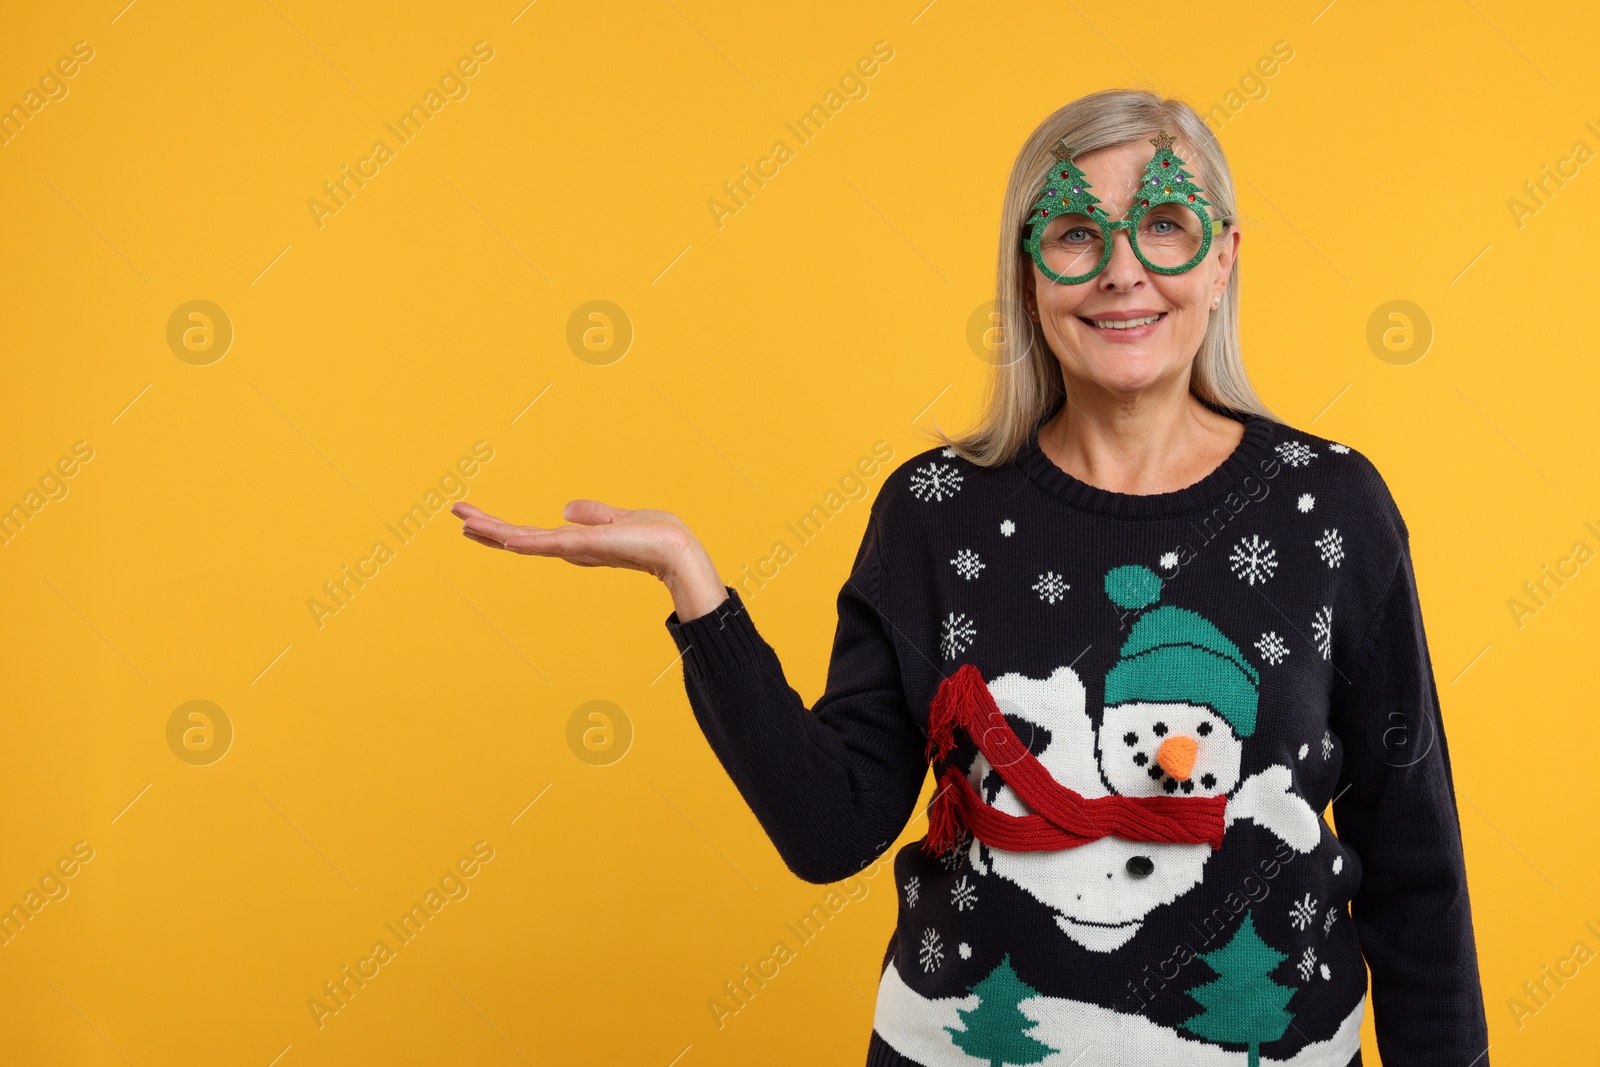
[1327, 495, 1492, 1063]
[662, 498, 930, 885]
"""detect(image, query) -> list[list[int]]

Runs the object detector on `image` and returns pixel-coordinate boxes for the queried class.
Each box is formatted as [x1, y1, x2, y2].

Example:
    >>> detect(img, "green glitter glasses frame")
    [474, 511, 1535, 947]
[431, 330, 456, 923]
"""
[1020, 130, 1231, 285]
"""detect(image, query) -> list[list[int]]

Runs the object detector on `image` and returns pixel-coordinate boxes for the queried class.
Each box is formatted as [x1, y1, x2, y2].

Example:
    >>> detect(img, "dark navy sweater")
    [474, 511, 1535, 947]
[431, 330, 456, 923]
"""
[664, 406, 1490, 1067]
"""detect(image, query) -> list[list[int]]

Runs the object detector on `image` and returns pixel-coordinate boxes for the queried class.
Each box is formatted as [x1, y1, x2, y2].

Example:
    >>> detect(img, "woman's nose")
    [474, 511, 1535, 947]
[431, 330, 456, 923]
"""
[1156, 735, 1197, 780]
[1099, 226, 1144, 286]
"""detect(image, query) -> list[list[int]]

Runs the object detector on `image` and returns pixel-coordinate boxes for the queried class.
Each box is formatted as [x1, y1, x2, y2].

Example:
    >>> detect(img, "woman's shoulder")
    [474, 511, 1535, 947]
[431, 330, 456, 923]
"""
[869, 438, 1020, 529]
[1255, 416, 1408, 548]
[1254, 418, 1415, 660]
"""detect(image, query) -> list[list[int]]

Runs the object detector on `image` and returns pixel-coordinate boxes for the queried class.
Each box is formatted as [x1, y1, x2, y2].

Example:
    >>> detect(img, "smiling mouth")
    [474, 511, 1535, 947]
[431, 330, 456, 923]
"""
[1079, 312, 1166, 330]
[1058, 915, 1140, 930]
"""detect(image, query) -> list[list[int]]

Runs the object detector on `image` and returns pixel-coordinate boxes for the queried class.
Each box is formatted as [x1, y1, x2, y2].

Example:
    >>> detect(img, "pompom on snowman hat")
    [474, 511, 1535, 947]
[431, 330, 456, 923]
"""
[1102, 564, 1261, 738]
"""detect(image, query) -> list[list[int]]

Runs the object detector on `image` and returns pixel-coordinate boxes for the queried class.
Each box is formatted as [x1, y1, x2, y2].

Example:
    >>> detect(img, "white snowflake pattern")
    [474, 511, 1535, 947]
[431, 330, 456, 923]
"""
[951, 876, 978, 912]
[1312, 606, 1333, 661]
[1229, 534, 1279, 585]
[940, 613, 977, 660]
[1320, 962, 1332, 980]
[1255, 631, 1290, 665]
[1000, 519, 1015, 537]
[950, 549, 986, 581]
[1297, 742, 1309, 760]
[1328, 442, 1351, 454]
[1276, 440, 1320, 467]
[1333, 855, 1344, 875]
[938, 831, 970, 871]
[1033, 571, 1070, 604]
[1290, 892, 1319, 931]
[1297, 492, 1316, 513]
[942, 447, 957, 458]
[1158, 550, 1180, 570]
[904, 876, 920, 908]
[1298, 947, 1318, 981]
[958, 942, 973, 960]
[909, 462, 964, 503]
[1323, 906, 1338, 934]
[1321, 728, 1334, 760]
[1314, 527, 1345, 568]
[918, 928, 944, 972]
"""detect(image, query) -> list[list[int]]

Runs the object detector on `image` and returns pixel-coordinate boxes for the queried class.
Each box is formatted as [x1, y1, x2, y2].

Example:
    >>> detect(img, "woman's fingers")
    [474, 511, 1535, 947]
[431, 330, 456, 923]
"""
[451, 501, 513, 525]
[462, 528, 508, 550]
[502, 523, 670, 573]
[560, 499, 633, 526]
[462, 515, 561, 543]
[503, 527, 607, 561]
[455, 500, 652, 541]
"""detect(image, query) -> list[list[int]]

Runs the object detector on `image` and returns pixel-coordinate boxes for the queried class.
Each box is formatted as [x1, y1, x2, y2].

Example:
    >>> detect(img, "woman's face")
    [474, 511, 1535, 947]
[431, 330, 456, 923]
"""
[1023, 137, 1240, 397]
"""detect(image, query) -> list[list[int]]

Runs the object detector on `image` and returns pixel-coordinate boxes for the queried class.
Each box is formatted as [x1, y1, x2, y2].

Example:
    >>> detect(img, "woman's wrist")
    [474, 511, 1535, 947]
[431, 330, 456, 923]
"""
[664, 546, 728, 623]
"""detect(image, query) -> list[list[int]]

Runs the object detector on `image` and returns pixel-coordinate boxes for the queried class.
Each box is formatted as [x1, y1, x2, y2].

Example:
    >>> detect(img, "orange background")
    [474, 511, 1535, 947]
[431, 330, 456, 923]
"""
[0, 0, 1595, 1063]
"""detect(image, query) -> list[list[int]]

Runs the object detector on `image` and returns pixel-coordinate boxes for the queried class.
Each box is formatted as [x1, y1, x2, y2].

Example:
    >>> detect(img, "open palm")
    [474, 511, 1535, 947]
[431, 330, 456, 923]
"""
[452, 498, 699, 575]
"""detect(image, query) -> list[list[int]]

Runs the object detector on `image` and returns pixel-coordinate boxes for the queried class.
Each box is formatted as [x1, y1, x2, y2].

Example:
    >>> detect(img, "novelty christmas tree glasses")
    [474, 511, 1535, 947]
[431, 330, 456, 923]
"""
[1021, 130, 1229, 284]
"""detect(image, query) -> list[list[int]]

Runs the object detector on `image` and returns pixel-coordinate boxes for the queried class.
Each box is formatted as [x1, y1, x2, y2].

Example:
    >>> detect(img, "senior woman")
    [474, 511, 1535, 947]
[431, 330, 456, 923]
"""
[455, 89, 1490, 1067]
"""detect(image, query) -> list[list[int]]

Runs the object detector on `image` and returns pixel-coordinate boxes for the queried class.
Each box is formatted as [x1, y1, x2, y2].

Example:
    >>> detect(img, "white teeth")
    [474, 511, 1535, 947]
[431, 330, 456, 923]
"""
[1090, 314, 1163, 330]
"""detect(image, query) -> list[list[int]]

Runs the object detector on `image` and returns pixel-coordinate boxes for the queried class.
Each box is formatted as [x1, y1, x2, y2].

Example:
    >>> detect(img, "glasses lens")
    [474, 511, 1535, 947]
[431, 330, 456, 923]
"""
[1036, 213, 1104, 279]
[1134, 203, 1207, 270]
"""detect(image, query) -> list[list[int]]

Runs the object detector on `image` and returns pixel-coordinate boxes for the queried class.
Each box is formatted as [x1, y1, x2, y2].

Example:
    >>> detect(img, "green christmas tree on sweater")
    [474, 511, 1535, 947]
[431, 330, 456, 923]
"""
[1178, 911, 1297, 1067]
[943, 953, 1058, 1067]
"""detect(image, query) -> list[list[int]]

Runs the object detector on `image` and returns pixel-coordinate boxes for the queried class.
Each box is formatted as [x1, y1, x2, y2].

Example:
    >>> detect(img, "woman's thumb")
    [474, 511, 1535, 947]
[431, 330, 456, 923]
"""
[563, 499, 627, 525]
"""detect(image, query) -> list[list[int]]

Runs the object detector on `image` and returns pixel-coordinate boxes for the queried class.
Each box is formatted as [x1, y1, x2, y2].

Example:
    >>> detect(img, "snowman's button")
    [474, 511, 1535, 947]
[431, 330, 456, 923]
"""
[1126, 856, 1154, 878]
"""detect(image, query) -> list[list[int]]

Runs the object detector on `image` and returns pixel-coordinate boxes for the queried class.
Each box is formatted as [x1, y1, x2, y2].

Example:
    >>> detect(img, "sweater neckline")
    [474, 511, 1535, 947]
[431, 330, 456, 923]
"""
[1019, 401, 1278, 519]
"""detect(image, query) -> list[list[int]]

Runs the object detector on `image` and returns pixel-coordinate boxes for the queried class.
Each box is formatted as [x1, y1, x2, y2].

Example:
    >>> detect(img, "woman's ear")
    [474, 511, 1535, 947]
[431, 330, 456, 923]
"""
[1212, 222, 1240, 300]
[1023, 268, 1039, 322]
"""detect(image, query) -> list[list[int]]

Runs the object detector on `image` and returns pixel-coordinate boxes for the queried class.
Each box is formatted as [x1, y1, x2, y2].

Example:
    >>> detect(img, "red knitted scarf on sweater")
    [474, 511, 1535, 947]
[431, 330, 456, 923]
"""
[921, 663, 1227, 857]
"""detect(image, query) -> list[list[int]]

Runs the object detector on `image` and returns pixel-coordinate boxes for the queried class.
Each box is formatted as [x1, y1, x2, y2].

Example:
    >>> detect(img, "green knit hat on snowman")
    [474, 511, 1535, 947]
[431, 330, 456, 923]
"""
[1103, 563, 1261, 737]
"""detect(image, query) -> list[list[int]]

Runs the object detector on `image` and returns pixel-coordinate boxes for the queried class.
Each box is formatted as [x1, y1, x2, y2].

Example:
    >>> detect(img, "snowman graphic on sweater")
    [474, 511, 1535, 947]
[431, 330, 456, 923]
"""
[959, 563, 1320, 952]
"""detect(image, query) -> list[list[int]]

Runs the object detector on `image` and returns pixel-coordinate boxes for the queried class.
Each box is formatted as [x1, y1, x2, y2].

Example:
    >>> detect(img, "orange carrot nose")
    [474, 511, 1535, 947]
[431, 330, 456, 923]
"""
[1157, 736, 1198, 780]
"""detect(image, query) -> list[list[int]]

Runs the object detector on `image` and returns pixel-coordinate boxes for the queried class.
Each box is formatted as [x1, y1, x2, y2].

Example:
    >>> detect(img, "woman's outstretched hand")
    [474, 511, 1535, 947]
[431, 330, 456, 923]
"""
[451, 499, 730, 623]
